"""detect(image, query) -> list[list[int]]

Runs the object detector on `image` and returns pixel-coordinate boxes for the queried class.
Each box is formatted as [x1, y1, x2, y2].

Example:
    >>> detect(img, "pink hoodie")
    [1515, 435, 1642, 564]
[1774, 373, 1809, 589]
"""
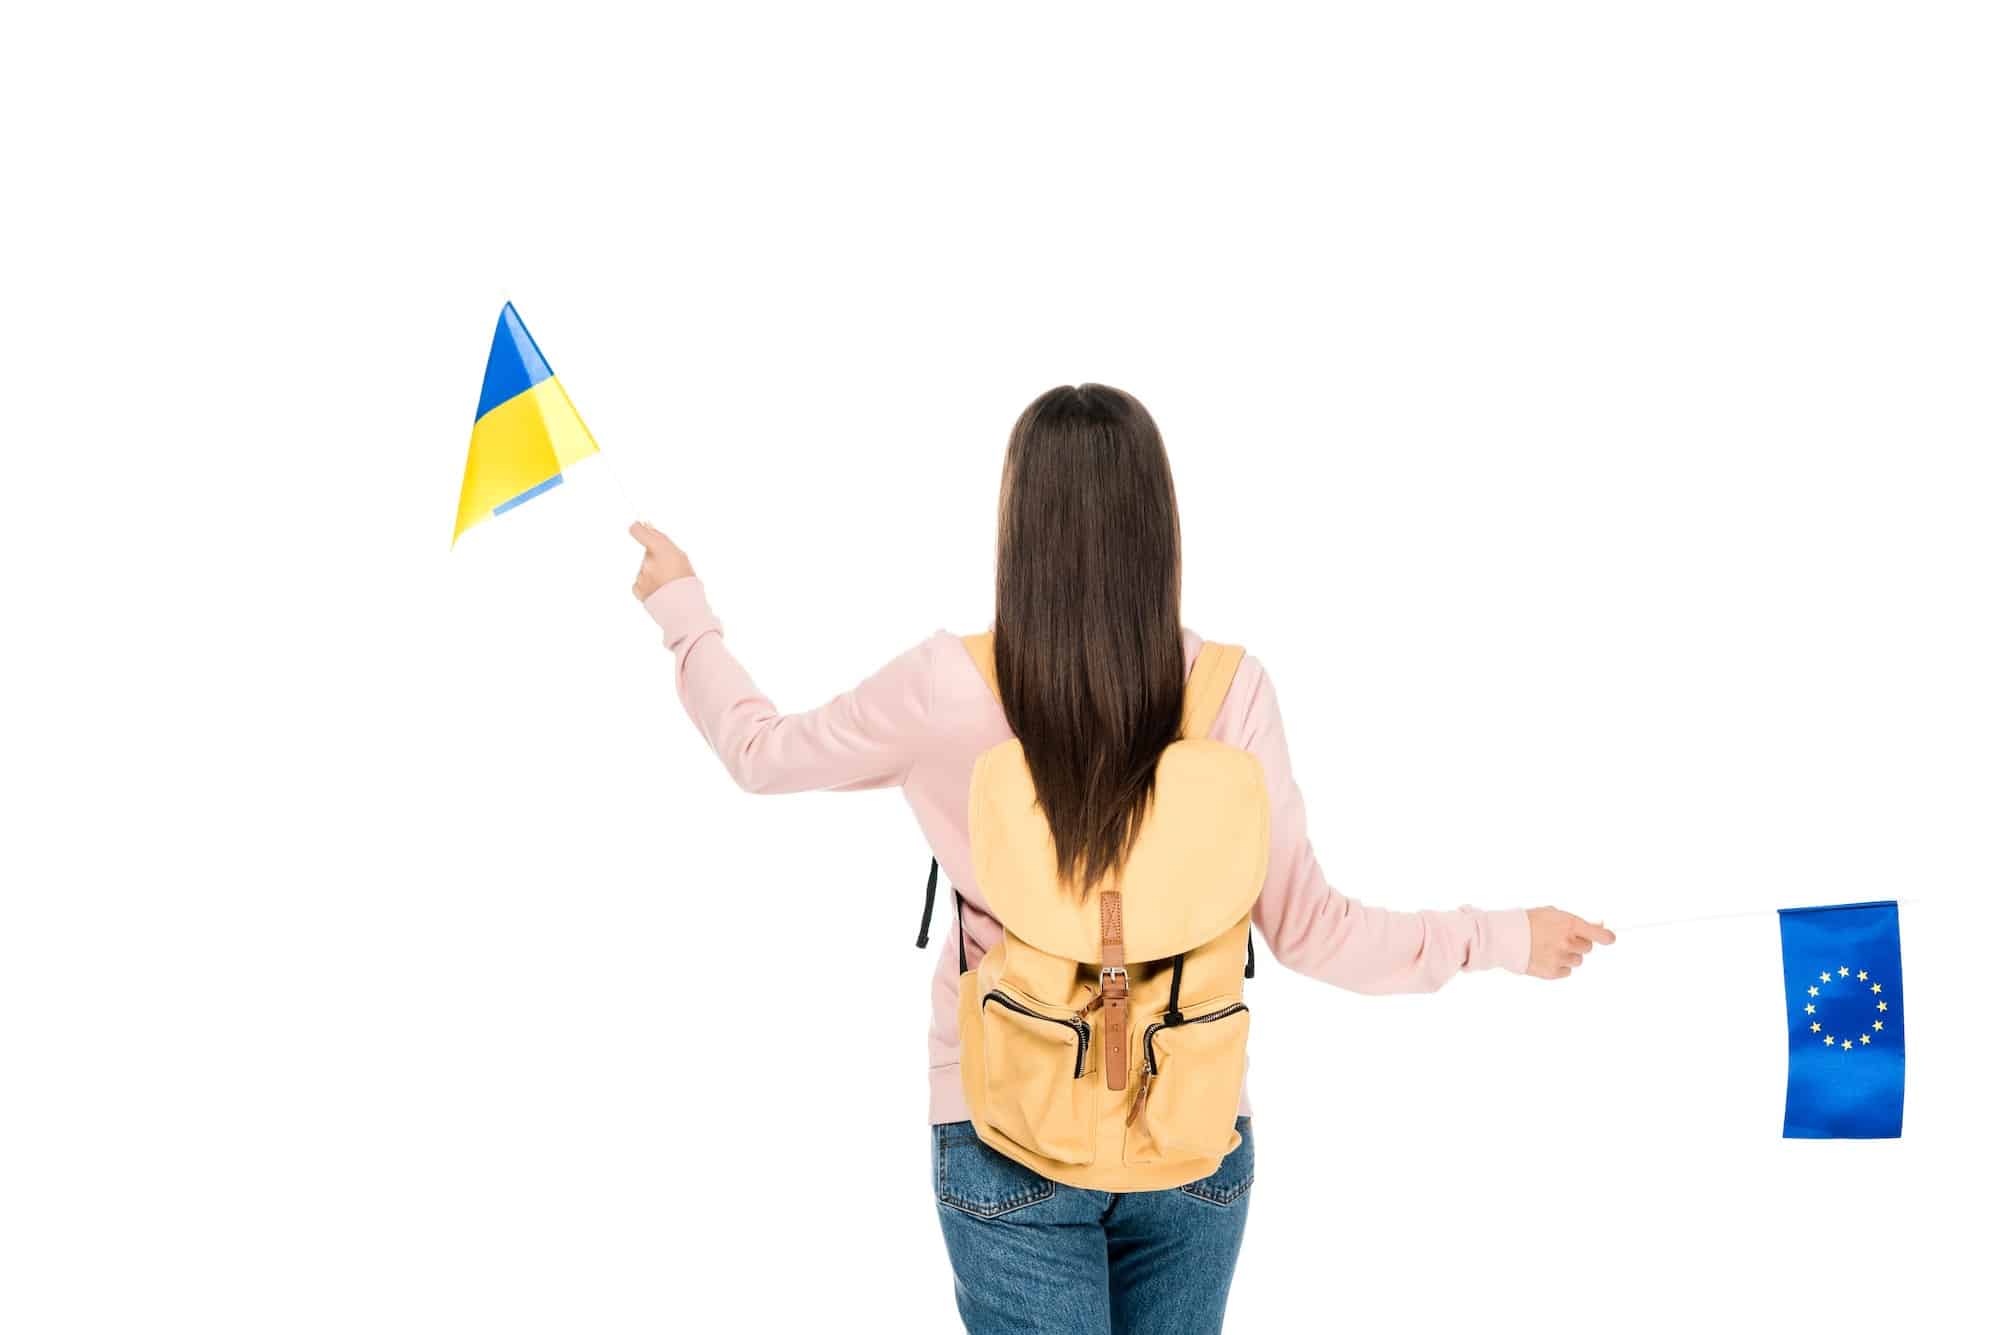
[643, 576, 1532, 1123]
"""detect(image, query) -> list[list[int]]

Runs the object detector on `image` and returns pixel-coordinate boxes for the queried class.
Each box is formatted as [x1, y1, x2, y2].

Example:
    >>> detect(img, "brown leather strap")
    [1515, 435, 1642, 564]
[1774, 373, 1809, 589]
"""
[1099, 890, 1130, 1091]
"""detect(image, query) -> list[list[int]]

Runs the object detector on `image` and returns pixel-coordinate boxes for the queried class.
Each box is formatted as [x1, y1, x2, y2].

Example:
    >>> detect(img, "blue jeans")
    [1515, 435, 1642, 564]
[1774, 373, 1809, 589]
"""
[931, 1118, 1254, 1335]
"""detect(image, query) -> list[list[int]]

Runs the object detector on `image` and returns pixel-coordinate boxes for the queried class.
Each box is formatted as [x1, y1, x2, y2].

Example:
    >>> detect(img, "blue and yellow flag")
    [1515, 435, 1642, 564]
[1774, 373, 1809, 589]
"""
[1778, 901, 1905, 1138]
[452, 303, 599, 545]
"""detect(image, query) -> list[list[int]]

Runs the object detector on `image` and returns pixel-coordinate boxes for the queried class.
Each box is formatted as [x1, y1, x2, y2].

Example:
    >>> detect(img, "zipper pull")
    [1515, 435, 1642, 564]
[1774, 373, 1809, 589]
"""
[1074, 993, 1104, 1022]
[1125, 1068, 1154, 1128]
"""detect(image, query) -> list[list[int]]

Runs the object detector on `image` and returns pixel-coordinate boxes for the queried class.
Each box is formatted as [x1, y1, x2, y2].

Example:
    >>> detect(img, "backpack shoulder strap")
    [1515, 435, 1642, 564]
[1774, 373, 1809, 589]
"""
[1181, 642, 1245, 739]
[966, 631, 1243, 737]
[961, 632, 1002, 706]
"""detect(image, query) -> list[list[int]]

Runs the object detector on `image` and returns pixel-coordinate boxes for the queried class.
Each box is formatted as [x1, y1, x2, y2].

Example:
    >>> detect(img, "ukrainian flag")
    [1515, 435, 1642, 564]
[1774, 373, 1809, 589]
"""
[452, 303, 599, 545]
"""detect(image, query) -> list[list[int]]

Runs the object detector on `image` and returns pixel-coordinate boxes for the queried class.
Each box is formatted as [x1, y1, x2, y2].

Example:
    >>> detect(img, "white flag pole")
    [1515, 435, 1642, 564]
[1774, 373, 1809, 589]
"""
[590, 449, 648, 525]
[1616, 899, 1922, 933]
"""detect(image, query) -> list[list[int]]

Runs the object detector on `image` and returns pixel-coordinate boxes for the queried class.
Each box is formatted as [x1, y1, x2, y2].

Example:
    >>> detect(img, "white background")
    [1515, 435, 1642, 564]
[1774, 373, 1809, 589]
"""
[4, 3, 1996, 1331]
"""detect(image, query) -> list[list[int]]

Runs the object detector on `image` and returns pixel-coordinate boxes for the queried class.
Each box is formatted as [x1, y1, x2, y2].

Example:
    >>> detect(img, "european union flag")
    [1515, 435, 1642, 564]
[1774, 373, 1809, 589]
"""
[1778, 901, 1905, 1138]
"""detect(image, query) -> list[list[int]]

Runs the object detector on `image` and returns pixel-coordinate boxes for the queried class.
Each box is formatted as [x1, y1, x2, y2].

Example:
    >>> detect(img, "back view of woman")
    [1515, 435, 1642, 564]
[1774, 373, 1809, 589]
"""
[629, 384, 1611, 1334]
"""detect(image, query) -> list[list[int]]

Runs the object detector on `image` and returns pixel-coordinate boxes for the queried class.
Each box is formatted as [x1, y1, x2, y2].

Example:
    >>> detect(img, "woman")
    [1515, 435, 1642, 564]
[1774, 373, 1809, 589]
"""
[628, 384, 1612, 1334]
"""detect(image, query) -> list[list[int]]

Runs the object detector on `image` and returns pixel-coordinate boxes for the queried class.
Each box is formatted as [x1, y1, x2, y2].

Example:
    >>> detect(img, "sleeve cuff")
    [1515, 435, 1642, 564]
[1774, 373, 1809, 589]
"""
[641, 575, 722, 654]
[1491, 908, 1533, 974]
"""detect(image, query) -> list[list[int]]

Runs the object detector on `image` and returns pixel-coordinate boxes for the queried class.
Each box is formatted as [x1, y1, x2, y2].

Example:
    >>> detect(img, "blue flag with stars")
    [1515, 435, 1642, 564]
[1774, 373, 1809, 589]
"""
[1778, 901, 1904, 1138]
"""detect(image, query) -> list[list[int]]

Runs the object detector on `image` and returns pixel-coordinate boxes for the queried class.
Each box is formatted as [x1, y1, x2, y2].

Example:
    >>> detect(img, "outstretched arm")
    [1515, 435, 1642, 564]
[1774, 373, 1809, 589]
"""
[1221, 654, 1612, 992]
[631, 523, 938, 794]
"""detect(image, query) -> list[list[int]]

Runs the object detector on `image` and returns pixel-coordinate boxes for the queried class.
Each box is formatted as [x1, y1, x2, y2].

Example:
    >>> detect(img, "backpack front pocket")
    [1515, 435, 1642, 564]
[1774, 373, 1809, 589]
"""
[978, 987, 1097, 1165]
[1124, 998, 1249, 1166]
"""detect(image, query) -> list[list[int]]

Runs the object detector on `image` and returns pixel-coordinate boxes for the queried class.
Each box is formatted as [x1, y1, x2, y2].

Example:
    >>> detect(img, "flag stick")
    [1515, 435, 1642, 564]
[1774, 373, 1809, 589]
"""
[590, 449, 648, 525]
[1616, 899, 1923, 932]
[1616, 909, 1788, 932]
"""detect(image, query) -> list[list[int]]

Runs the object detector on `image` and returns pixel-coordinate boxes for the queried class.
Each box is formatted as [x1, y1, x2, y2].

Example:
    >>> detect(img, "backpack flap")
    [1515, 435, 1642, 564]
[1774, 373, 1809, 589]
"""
[968, 736, 1270, 965]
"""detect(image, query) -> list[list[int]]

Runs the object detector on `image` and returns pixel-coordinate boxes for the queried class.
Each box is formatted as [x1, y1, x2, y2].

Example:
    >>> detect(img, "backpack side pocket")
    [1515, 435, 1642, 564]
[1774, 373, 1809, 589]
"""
[1123, 997, 1249, 1166]
[977, 985, 1098, 1165]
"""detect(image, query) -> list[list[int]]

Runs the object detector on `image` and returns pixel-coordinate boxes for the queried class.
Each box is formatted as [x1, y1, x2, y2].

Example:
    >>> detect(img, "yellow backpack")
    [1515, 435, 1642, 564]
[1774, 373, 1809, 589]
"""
[924, 632, 1271, 1192]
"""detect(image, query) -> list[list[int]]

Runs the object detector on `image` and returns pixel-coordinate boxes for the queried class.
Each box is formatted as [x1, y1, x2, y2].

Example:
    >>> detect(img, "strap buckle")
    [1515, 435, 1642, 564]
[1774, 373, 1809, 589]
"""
[1099, 965, 1129, 993]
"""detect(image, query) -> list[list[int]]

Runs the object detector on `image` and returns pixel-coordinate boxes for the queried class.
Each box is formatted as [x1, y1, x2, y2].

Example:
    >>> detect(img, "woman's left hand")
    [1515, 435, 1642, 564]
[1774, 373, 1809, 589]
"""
[1524, 908, 1616, 979]
[629, 521, 695, 601]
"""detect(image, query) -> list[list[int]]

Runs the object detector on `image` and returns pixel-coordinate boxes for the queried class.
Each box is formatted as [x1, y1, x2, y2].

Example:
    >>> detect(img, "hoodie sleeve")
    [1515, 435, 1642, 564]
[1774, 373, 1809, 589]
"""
[642, 575, 943, 795]
[1214, 652, 1532, 992]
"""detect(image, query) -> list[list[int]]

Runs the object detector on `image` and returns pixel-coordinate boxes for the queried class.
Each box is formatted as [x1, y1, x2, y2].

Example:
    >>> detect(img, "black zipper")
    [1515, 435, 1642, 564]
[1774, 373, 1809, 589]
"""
[982, 990, 1092, 1078]
[1142, 1002, 1249, 1075]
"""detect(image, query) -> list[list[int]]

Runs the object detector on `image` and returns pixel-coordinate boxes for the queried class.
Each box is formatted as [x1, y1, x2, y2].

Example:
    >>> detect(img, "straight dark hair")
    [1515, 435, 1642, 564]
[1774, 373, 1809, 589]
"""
[994, 384, 1184, 899]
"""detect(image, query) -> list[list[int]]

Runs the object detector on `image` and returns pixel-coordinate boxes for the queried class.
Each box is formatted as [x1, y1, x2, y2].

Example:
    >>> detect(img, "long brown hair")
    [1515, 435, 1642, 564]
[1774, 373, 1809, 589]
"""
[994, 384, 1184, 898]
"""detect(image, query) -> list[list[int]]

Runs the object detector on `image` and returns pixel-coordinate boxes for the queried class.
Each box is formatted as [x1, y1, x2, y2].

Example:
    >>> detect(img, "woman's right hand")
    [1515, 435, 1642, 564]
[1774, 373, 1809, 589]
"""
[629, 521, 695, 602]
[1524, 909, 1615, 979]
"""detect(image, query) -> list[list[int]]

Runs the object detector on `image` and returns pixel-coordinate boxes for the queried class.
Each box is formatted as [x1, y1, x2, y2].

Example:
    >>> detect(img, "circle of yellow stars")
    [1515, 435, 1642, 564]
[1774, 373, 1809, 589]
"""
[1802, 964, 1888, 1052]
